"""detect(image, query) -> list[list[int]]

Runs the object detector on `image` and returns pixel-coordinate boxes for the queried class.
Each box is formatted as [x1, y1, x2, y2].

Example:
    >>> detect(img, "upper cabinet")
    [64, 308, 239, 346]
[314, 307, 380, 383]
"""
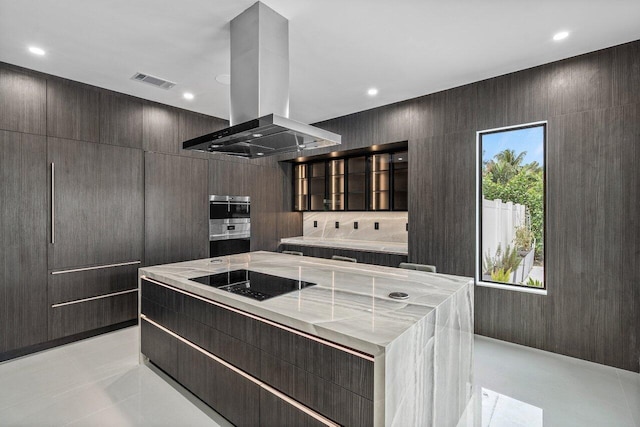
[293, 148, 408, 212]
[47, 78, 100, 143]
[0, 66, 46, 135]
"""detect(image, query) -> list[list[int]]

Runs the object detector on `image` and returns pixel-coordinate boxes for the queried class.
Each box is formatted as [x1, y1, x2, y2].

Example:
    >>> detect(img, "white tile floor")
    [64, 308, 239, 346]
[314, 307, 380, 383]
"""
[0, 326, 638, 426]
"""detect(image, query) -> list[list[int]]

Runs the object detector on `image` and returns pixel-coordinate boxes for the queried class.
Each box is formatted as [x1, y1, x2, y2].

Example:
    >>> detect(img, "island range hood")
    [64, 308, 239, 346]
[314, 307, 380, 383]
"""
[182, 2, 341, 158]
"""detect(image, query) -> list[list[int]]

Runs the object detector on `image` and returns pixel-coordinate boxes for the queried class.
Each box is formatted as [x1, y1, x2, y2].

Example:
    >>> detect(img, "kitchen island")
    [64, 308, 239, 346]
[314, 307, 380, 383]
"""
[139, 251, 473, 426]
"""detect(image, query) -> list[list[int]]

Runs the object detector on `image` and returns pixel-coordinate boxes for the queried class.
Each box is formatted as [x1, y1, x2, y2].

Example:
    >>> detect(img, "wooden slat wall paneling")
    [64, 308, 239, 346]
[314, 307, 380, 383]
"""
[99, 90, 143, 149]
[47, 138, 144, 270]
[144, 152, 208, 266]
[0, 131, 48, 353]
[47, 77, 100, 142]
[0, 65, 46, 134]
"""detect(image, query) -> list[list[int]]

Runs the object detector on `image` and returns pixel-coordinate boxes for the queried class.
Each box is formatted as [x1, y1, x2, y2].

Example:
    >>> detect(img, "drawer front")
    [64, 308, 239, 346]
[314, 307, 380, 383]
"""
[177, 340, 260, 427]
[49, 263, 138, 304]
[49, 290, 137, 340]
[258, 321, 374, 400]
[261, 352, 373, 427]
[259, 389, 326, 427]
[141, 278, 374, 425]
[141, 319, 178, 378]
[141, 290, 260, 378]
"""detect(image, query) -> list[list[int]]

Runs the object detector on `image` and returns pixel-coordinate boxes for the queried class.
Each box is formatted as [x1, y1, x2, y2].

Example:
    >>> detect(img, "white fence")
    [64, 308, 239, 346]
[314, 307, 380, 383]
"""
[482, 198, 525, 258]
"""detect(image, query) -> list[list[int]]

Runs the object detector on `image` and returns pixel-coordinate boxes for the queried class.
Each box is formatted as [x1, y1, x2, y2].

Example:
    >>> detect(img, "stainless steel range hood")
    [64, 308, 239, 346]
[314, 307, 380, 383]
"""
[182, 2, 341, 158]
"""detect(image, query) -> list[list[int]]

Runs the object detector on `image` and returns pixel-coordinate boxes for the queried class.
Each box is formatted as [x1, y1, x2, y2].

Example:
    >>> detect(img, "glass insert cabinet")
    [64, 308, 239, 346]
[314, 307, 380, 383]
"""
[293, 149, 408, 211]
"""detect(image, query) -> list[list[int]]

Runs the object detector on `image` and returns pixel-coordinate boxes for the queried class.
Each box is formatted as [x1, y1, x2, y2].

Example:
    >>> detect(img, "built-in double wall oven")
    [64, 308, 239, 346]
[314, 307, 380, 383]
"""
[209, 195, 251, 257]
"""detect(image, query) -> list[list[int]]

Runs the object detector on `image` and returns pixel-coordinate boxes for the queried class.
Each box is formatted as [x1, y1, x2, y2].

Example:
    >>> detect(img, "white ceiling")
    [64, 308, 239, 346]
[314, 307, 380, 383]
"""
[1, 1, 639, 124]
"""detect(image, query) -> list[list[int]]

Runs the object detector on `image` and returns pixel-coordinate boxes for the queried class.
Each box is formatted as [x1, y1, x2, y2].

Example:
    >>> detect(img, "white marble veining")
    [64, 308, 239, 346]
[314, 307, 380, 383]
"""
[280, 236, 408, 255]
[303, 211, 408, 243]
[140, 251, 473, 426]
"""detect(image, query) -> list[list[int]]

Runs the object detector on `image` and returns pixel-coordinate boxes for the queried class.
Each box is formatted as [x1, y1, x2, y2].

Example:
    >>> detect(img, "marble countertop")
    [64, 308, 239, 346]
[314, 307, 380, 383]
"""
[139, 251, 471, 357]
[280, 236, 408, 255]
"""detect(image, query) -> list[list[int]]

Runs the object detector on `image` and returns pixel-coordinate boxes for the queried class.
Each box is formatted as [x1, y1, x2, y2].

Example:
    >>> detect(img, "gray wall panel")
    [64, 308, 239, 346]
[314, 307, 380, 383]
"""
[303, 41, 640, 372]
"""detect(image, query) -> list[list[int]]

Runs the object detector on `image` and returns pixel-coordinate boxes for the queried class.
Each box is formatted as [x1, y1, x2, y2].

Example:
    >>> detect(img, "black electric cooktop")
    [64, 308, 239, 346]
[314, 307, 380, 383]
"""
[190, 269, 316, 301]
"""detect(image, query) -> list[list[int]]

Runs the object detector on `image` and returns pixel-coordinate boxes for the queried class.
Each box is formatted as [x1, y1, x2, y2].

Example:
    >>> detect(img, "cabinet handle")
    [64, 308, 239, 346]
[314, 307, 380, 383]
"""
[51, 162, 55, 244]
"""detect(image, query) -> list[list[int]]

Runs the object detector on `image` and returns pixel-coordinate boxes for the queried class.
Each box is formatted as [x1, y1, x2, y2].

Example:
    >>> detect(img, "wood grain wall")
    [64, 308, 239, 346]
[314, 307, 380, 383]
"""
[288, 41, 640, 372]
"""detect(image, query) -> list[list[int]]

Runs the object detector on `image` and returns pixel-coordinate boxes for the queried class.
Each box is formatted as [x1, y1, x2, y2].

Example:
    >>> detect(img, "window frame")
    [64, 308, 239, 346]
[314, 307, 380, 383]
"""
[475, 121, 548, 295]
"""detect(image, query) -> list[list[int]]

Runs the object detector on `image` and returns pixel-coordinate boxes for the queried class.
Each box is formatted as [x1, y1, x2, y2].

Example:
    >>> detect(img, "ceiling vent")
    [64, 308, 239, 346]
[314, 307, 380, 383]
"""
[130, 72, 176, 90]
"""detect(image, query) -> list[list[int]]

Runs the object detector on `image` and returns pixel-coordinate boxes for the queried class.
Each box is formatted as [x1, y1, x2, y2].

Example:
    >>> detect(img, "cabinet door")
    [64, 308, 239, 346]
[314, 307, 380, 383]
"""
[99, 91, 143, 149]
[0, 65, 46, 135]
[47, 78, 99, 143]
[144, 152, 208, 266]
[142, 103, 180, 154]
[47, 138, 144, 270]
[0, 131, 48, 354]
[309, 162, 326, 211]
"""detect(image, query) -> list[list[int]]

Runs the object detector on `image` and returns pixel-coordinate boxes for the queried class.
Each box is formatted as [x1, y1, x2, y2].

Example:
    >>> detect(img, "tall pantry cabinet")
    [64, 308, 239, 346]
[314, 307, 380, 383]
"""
[0, 62, 225, 361]
[0, 65, 144, 360]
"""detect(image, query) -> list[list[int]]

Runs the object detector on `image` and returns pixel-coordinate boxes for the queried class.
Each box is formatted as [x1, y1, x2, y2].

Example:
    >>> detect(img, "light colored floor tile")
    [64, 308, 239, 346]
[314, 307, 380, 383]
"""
[617, 367, 640, 427]
[474, 336, 637, 427]
[0, 327, 229, 427]
[1, 326, 638, 427]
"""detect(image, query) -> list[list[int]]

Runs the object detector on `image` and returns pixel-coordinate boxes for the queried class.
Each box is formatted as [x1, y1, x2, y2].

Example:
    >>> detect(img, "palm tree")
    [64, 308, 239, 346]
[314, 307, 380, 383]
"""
[494, 149, 526, 170]
[486, 149, 529, 184]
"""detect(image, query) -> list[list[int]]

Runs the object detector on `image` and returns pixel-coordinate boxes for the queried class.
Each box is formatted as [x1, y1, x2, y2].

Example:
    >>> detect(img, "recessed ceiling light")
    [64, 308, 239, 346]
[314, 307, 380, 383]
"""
[215, 74, 231, 85]
[28, 46, 45, 56]
[553, 31, 569, 41]
[252, 133, 263, 138]
[367, 88, 378, 96]
[183, 92, 194, 100]
[256, 152, 264, 156]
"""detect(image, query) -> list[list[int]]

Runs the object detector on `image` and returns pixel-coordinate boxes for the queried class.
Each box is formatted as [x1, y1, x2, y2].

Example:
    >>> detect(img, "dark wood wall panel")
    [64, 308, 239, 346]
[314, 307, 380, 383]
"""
[142, 103, 181, 154]
[0, 131, 48, 353]
[145, 152, 209, 266]
[178, 110, 227, 142]
[0, 66, 46, 135]
[47, 77, 100, 142]
[208, 158, 301, 253]
[301, 41, 640, 372]
[99, 91, 143, 149]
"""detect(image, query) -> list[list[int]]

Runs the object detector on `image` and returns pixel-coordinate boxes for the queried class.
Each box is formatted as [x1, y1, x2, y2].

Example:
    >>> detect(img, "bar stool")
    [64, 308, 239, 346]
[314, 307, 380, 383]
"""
[282, 250, 303, 256]
[399, 262, 436, 273]
[331, 255, 357, 263]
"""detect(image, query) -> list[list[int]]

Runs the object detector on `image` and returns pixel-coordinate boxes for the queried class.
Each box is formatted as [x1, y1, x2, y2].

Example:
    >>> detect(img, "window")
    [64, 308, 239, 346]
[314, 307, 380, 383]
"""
[477, 122, 546, 291]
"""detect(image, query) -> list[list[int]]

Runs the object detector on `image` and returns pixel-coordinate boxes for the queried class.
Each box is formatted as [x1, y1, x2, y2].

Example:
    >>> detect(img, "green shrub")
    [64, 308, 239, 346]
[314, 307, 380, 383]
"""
[514, 226, 534, 251]
[483, 244, 521, 277]
[491, 268, 512, 283]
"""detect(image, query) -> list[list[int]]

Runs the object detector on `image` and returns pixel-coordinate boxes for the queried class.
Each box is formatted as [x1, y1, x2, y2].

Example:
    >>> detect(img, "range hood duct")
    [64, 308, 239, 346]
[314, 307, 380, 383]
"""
[182, 2, 341, 158]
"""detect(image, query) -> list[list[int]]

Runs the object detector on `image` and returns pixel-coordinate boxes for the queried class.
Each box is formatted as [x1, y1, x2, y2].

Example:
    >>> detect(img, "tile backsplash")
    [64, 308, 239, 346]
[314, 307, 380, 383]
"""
[303, 212, 408, 243]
